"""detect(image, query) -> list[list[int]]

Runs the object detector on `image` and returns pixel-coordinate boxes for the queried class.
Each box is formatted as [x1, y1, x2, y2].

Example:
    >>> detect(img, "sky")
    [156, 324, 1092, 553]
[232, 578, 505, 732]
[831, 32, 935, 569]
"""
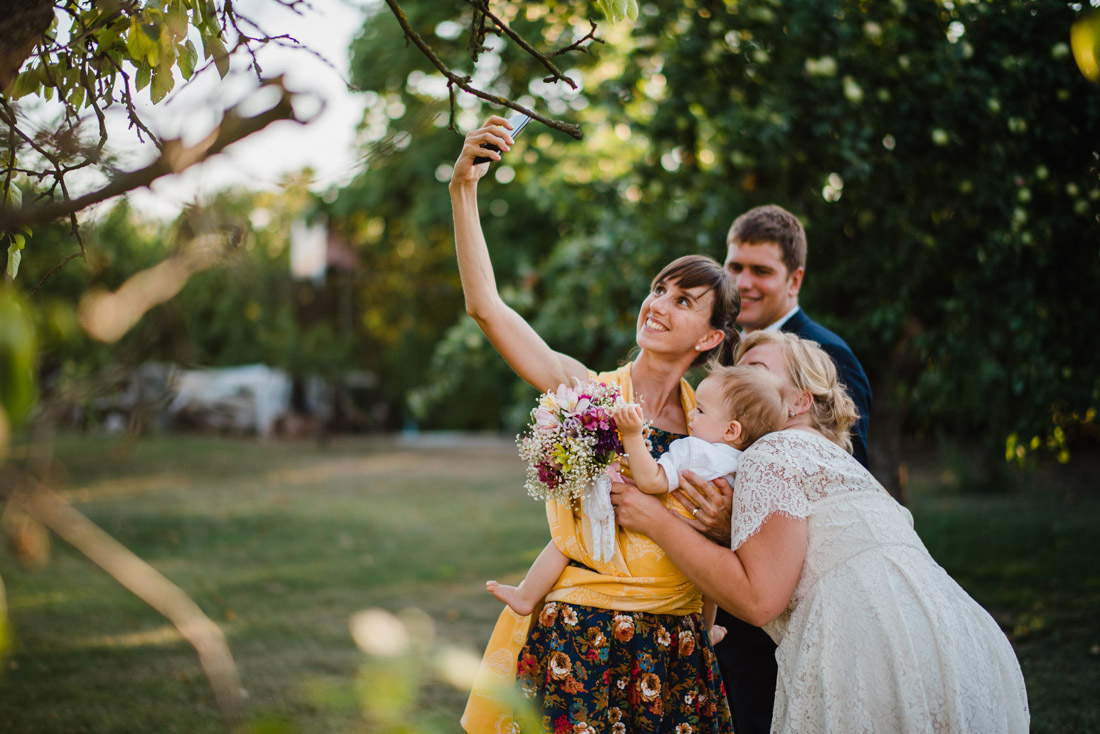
[115, 0, 374, 219]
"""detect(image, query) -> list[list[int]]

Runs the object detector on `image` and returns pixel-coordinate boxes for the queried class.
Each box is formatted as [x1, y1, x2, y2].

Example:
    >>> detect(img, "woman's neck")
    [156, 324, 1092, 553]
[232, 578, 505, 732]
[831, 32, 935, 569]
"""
[784, 419, 832, 445]
[630, 352, 693, 434]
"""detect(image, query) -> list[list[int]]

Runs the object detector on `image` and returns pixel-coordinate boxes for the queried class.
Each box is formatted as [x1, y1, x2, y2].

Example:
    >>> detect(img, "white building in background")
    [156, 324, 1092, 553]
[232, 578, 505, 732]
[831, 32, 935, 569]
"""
[290, 217, 329, 283]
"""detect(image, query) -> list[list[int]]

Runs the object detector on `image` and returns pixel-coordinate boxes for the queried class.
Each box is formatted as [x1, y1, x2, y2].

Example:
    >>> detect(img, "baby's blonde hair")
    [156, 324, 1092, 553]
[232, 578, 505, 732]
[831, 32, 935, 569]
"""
[705, 364, 786, 448]
[735, 331, 859, 453]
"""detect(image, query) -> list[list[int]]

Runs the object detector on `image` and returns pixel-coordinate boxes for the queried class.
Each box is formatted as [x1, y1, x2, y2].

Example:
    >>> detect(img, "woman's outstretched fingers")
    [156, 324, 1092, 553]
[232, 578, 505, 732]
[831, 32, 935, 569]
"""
[470, 117, 515, 153]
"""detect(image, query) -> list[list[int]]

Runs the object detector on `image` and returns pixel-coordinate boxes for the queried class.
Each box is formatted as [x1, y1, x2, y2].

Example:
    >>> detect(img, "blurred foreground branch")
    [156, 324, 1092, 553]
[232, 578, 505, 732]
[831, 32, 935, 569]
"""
[77, 216, 244, 341]
[6, 478, 247, 731]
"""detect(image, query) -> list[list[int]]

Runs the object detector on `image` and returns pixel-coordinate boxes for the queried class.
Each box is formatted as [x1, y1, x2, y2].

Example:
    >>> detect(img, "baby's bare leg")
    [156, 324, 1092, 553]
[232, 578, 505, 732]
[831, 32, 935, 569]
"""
[486, 541, 570, 616]
[703, 596, 727, 644]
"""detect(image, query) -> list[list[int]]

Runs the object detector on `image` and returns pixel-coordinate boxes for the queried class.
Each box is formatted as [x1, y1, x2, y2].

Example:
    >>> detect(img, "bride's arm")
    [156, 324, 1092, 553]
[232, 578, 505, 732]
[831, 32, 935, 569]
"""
[449, 117, 588, 394]
[610, 481, 807, 626]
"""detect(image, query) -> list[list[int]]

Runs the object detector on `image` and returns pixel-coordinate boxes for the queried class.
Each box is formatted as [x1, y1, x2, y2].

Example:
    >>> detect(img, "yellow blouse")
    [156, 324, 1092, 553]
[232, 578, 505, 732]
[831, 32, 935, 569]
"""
[461, 363, 701, 733]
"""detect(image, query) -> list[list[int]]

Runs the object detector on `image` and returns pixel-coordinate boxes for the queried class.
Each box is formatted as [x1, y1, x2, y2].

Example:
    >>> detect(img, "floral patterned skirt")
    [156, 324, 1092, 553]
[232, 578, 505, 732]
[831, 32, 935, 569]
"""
[516, 602, 733, 734]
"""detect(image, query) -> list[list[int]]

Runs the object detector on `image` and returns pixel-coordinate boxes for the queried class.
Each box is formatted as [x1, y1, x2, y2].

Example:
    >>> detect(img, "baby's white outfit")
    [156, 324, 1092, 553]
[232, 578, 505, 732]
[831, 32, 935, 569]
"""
[655, 436, 742, 491]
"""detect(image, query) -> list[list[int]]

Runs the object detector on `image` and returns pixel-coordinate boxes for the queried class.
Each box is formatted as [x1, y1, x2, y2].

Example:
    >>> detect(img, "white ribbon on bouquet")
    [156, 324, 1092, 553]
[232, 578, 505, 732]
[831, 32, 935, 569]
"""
[582, 473, 616, 563]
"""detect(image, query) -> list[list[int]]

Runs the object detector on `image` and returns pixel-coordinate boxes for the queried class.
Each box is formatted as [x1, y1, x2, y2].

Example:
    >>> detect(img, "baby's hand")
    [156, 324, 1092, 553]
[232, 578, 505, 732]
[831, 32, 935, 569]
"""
[613, 403, 646, 436]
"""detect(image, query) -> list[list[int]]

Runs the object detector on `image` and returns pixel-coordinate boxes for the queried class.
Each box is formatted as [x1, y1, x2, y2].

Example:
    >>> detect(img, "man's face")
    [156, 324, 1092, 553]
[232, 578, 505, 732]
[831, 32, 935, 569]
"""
[724, 240, 803, 332]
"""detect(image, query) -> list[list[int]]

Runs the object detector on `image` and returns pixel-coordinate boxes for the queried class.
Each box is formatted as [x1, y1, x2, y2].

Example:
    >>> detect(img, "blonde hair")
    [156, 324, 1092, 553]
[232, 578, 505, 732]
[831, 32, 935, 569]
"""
[735, 331, 859, 453]
[705, 364, 786, 448]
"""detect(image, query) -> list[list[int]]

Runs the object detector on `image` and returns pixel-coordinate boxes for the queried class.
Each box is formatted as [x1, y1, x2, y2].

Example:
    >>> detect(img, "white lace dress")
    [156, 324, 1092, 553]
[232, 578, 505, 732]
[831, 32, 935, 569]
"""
[732, 430, 1029, 734]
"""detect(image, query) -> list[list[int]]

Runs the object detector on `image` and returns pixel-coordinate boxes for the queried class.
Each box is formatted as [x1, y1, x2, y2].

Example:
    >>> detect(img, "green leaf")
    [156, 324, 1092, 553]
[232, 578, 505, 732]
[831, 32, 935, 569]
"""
[9, 70, 42, 100]
[179, 40, 198, 79]
[69, 83, 85, 110]
[6, 246, 21, 280]
[150, 65, 174, 103]
[198, 1, 220, 36]
[5, 183, 21, 208]
[126, 21, 147, 60]
[126, 19, 161, 66]
[203, 34, 230, 78]
[136, 63, 151, 92]
[167, 0, 188, 38]
[143, 24, 162, 66]
[33, 61, 48, 87]
[57, 68, 74, 97]
[0, 597, 10, 668]
[594, 0, 636, 24]
[1071, 11, 1100, 82]
[594, 0, 615, 23]
[0, 288, 38, 425]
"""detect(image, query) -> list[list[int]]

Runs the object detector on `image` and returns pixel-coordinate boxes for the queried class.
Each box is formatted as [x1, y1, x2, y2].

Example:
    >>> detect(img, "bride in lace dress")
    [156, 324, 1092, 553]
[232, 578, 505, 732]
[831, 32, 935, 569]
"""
[611, 330, 1029, 733]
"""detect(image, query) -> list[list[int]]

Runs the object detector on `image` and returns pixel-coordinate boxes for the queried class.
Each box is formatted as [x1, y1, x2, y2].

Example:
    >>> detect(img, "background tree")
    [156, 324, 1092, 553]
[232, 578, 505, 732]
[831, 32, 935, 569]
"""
[618, 0, 1100, 488]
[331, 1, 609, 428]
[1, 0, 316, 288]
[342, 0, 1100, 488]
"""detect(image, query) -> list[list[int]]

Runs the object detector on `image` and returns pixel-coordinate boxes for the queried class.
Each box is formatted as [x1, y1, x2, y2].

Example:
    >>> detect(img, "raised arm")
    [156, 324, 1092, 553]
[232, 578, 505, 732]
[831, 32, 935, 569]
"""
[449, 116, 588, 393]
[613, 403, 668, 494]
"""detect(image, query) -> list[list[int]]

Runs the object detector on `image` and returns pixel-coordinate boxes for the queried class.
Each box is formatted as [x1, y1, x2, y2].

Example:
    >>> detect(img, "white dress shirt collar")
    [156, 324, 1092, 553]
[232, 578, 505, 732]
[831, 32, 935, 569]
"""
[761, 305, 801, 333]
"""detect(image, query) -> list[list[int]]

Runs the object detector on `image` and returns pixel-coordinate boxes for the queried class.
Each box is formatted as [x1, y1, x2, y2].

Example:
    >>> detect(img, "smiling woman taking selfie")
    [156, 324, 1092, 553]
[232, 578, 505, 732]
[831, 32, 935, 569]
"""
[451, 116, 739, 734]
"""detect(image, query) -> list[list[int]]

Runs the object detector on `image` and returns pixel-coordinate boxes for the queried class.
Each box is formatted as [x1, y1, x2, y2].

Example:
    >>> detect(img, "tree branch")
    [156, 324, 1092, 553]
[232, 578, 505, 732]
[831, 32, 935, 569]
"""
[551, 19, 602, 58]
[380, 0, 584, 140]
[463, 0, 579, 89]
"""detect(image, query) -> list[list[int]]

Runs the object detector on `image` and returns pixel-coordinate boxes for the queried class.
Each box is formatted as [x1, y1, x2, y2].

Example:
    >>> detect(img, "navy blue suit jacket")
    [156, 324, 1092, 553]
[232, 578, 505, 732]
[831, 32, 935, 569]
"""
[780, 309, 872, 468]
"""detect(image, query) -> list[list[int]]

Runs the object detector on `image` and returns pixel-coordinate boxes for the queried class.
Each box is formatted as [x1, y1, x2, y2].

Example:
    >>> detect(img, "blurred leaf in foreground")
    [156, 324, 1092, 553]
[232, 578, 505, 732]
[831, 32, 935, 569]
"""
[1071, 11, 1100, 82]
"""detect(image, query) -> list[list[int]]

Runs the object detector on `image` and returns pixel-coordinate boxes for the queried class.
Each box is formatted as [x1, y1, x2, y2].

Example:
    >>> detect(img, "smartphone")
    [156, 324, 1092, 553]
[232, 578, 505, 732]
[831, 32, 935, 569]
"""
[473, 113, 532, 165]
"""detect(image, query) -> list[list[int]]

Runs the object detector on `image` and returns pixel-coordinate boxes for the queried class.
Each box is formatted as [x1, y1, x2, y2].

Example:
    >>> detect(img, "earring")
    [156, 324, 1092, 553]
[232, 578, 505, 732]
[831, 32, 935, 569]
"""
[694, 346, 701, 351]
[787, 408, 795, 418]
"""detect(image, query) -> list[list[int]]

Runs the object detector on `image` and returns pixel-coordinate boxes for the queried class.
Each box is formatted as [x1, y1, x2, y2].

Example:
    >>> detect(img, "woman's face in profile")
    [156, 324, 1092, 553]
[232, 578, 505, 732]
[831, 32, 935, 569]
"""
[738, 343, 791, 388]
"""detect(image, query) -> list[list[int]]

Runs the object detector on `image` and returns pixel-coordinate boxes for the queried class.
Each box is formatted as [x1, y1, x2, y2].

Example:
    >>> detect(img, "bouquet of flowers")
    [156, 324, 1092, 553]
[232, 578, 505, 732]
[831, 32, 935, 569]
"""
[517, 379, 626, 506]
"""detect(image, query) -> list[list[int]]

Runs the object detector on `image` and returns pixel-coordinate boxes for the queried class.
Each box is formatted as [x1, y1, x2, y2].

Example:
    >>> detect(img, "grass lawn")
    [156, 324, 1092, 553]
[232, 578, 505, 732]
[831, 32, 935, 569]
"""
[0, 433, 1097, 733]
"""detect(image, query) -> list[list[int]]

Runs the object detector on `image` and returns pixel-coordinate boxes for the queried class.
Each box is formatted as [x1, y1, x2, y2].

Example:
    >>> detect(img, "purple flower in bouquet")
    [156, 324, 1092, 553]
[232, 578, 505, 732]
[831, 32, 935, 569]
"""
[516, 378, 627, 504]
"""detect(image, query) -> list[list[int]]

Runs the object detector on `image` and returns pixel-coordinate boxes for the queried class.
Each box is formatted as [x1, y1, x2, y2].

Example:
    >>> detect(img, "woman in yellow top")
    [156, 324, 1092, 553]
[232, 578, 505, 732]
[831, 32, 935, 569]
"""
[451, 116, 739, 734]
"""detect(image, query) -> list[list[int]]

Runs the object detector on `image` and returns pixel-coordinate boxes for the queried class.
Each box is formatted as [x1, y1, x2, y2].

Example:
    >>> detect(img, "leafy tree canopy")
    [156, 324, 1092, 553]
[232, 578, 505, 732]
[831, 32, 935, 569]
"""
[339, 0, 1100, 481]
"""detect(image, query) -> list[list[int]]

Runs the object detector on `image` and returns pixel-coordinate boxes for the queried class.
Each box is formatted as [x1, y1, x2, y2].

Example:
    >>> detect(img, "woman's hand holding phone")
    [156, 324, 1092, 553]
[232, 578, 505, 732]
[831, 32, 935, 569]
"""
[450, 113, 532, 188]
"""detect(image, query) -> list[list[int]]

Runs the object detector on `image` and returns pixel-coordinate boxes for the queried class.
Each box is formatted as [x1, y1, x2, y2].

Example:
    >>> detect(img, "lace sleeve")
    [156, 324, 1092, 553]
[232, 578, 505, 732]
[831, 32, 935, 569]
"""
[730, 436, 812, 550]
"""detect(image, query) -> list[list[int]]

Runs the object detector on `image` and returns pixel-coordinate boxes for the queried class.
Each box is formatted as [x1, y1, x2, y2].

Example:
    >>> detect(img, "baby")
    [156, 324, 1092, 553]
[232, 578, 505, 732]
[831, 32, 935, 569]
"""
[487, 365, 786, 642]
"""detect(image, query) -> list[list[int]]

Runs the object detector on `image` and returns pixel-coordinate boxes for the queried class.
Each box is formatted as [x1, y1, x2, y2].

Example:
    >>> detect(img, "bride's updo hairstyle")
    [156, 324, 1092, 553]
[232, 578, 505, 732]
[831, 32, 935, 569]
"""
[650, 255, 740, 367]
[735, 331, 859, 453]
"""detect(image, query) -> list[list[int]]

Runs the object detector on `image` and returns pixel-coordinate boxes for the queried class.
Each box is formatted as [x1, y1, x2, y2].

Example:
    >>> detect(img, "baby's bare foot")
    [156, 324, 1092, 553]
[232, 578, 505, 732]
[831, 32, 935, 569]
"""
[486, 580, 536, 616]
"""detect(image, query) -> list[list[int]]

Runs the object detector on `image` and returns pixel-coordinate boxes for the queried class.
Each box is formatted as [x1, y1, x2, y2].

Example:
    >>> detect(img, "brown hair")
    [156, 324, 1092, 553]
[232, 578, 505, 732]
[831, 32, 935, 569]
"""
[727, 204, 807, 275]
[705, 364, 786, 448]
[735, 331, 859, 453]
[651, 255, 740, 367]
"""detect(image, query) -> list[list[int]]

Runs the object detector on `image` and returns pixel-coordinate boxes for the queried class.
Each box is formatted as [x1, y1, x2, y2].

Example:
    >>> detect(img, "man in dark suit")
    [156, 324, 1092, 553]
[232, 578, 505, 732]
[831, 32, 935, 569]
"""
[724, 205, 871, 466]
[709, 204, 872, 734]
